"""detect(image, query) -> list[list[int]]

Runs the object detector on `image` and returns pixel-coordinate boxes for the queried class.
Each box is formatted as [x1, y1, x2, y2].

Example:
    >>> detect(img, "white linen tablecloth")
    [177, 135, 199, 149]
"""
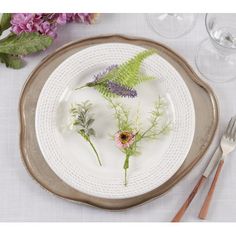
[1, 13, 236, 222]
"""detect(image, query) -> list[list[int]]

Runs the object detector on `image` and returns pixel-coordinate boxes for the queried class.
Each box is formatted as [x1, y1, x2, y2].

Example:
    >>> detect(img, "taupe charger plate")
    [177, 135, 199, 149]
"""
[19, 35, 219, 210]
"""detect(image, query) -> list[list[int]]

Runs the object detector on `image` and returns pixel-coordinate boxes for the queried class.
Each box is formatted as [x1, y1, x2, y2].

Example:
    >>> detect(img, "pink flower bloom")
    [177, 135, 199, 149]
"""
[11, 13, 43, 34]
[73, 13, 93, 23]
[11, 13, 58, 38]
[38, 21, 57, 38]
[63, 13, 74, 23]
[115, 131, 136, 149]
[10, 13, 98, 39]
[46, 13, 67, 25]
[66, 13, 98, 24]
[56, 13, 68, 25]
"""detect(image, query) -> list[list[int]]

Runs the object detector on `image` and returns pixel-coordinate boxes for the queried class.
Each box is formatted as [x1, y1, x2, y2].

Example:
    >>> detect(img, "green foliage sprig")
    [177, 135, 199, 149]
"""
[69, 101, 102, 166]
[76, 50, 157, 98]
[109, 97, 171, 186]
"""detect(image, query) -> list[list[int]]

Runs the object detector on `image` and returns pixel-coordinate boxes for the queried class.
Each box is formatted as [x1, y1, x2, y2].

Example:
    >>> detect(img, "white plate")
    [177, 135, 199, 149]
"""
[35, 43, 195, 199]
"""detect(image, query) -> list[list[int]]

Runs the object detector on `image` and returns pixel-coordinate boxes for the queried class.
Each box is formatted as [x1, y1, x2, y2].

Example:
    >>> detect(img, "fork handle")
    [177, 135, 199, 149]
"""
[198, 160, 224, 220]
[172, 176, 207, 222]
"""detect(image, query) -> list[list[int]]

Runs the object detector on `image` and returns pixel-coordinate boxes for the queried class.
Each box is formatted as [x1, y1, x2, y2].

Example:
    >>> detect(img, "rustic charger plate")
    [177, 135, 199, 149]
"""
[19, 35, 218, 210]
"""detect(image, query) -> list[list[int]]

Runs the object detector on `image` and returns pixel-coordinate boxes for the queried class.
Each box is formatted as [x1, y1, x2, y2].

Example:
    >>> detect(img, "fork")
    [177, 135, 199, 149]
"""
[172, 116, 236, 222]
[198, 116, 236, 219]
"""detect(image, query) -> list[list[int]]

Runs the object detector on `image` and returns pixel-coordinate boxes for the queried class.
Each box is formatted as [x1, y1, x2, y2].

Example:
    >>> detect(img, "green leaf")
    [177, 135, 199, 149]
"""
[87, 118, 95, 127]
[0, 53, 24, 69]
[0, 13, 12, 35]
[0, 32, 53, 56]
[137, 75, 155, 85]
[88, 128, 95, 136]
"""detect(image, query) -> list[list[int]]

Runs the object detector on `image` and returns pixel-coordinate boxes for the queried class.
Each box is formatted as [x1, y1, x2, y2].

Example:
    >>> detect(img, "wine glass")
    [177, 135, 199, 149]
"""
[195, 14, 236, 83]
[147, 13, 197, 39]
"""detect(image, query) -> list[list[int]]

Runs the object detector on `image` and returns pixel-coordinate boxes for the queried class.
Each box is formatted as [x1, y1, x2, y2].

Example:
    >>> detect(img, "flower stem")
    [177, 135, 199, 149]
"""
[125, 168, 128, 186]
[123, 154, 130, 186]
[86, 137, 102, 166]
[75, 85, 87, 90]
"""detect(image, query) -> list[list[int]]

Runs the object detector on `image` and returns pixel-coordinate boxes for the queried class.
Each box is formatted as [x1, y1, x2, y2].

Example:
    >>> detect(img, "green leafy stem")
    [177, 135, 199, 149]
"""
[79, 130, 102, 166]
[70, 101, 102, 166]
[109, 97, 171, 186]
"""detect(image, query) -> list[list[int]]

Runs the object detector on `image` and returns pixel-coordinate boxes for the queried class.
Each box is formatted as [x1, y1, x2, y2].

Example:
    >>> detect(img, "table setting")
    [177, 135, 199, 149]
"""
[1, 13, 236, 222]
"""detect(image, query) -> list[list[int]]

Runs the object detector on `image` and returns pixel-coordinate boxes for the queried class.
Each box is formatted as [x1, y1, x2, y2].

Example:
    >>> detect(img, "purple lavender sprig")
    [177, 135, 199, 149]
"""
[75, 64, 137, 98]
[75, 64, 118, 90]
[107, 81, 137, 98]
[93, 64, 118, 83]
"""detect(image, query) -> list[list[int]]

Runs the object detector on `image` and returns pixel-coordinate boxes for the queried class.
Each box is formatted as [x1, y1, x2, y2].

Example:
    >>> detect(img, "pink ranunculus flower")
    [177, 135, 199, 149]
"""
[115, 131, 136, 149]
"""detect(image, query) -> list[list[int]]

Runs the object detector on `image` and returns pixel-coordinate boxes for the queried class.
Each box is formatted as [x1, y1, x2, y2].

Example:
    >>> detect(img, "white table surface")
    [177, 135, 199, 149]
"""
[1, 13, 236, 222]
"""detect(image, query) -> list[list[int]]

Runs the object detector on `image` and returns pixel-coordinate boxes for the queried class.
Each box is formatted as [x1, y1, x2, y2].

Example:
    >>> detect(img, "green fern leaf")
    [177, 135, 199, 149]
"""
[136, 75, 156, 85]
[95, 83, 117, 98]
[107, 49, 156, 87]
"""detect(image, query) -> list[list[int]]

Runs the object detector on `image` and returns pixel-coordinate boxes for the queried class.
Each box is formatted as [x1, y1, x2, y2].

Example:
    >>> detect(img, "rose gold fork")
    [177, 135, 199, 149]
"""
[199, 116, 236, 219]
[172, 116, 236, 222]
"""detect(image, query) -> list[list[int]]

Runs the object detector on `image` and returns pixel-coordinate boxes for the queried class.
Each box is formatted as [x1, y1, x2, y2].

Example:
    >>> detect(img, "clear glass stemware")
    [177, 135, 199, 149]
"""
[195, 14, 236, 83]
[147, 13, 197, 39]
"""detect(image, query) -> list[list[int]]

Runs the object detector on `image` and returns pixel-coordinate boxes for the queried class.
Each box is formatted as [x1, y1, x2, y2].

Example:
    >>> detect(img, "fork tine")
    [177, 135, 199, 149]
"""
[231, 118, 236, 140]
[228, 117, 236, 139]
[225, 118, 234, 138]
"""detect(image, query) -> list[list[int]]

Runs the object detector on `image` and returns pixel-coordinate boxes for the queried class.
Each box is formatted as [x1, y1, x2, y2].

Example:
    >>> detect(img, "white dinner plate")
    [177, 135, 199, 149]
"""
[35, 43, 195, 199]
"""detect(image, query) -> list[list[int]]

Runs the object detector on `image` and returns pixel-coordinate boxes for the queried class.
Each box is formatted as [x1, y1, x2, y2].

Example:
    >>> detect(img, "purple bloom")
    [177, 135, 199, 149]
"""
[107, 81, 137, 98]
[10, 13, 98, 40]
[93, 64, 118, 83]
[43, 13, 68, 25]
[56, 13, 68, 25]
[66, 13, 98, 24]
[11, 13, 43, 34]
[38, 21, 57, 38]
[11, 13, 58, 38]
[87, 65, 137, 98]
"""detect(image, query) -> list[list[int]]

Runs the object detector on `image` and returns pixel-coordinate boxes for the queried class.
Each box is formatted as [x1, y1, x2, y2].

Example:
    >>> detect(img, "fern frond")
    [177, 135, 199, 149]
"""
[136, 75, 156, 85]
[108, 49, 156, 87]
[95, 83, 117, 98]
